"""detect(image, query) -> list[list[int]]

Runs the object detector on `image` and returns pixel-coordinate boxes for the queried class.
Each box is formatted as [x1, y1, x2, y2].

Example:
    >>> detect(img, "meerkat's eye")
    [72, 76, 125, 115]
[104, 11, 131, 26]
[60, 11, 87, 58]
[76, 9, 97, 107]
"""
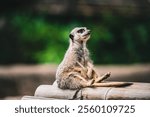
[77, 29, 85, 33]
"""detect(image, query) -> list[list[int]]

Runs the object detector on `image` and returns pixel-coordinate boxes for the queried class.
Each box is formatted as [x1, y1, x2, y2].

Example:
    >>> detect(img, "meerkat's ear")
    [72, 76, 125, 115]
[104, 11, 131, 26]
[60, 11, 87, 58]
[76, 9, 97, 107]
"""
[69, 34, 74, 42]
[69, 34, 74, 39]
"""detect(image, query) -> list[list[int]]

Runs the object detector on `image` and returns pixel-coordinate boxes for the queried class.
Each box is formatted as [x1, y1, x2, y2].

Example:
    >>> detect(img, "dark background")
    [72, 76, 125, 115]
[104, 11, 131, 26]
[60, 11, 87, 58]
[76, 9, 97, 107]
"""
[0, 0, 150, 65]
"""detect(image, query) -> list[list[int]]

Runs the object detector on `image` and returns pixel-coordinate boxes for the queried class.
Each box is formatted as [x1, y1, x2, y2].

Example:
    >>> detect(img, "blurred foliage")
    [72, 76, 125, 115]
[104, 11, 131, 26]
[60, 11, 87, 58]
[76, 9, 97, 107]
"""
[0, 12, 150, 64]
[11, 15, 70, 63]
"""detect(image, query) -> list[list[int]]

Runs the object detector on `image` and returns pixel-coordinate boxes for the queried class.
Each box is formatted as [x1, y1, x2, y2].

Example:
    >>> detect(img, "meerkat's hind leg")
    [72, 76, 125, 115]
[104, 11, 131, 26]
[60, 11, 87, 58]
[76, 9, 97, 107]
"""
[95, 72, 111, 83]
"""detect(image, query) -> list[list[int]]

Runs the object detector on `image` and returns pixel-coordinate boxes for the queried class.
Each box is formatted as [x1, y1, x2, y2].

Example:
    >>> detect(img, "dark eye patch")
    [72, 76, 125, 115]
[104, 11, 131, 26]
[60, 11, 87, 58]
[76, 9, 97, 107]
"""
[77, 29, 85, 33]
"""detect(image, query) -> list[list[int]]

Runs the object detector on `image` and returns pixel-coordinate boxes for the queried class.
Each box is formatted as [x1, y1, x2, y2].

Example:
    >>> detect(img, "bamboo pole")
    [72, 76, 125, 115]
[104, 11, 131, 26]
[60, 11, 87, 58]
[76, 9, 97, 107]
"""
[27, 82, 150, 100]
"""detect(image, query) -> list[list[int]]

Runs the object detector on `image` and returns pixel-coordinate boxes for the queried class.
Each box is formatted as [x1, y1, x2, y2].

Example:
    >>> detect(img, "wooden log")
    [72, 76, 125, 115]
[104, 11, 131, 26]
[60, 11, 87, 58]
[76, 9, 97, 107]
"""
[34, 84, 82, 100]
[22, 96, 66, 100]
[33, 82, 150, 100]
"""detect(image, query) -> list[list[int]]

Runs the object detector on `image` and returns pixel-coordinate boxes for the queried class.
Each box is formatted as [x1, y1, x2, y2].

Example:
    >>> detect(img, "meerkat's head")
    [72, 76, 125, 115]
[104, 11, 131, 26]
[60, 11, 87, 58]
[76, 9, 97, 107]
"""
[69, 27, 91, 44]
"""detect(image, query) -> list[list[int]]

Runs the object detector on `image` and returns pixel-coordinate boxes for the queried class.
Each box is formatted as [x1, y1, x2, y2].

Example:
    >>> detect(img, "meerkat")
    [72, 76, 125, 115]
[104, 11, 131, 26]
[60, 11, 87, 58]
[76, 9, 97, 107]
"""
[56, 27, 132, 90]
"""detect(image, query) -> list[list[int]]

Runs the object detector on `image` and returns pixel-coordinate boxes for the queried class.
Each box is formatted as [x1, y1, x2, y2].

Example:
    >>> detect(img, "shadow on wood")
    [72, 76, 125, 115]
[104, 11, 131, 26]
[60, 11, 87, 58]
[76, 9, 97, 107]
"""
[22, 82, 150, 100]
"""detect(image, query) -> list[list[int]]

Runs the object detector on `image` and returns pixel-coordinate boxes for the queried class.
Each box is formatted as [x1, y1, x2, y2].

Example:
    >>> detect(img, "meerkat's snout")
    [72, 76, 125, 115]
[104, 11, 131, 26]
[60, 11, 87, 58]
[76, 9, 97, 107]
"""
[83, 29, 91, 38]
[82, 29, 91, 41]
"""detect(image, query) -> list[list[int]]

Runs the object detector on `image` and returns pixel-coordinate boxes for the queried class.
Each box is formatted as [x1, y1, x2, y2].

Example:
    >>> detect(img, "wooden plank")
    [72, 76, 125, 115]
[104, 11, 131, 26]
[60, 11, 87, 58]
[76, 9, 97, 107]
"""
[33, 82, 150, 100]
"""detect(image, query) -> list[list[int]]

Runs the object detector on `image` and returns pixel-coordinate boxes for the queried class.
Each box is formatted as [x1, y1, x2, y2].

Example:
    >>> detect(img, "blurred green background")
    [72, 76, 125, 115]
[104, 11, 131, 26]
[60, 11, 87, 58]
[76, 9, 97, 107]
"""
[0, 0, 150, 65]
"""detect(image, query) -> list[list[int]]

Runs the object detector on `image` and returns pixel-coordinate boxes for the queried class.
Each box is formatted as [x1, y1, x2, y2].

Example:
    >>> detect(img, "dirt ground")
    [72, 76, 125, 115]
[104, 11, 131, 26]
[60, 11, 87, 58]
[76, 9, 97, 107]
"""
[0, 64, 150, 99]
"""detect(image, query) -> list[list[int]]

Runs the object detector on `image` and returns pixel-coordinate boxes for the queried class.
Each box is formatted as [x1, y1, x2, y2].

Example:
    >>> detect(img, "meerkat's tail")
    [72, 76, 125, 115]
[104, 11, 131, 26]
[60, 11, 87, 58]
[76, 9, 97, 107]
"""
[91, 82, 132, 87]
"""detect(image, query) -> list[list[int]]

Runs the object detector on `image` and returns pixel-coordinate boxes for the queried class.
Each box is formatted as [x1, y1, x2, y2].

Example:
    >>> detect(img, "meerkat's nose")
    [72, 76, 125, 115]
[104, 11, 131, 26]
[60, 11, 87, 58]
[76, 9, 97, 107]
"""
[88, 30, 91, 34]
